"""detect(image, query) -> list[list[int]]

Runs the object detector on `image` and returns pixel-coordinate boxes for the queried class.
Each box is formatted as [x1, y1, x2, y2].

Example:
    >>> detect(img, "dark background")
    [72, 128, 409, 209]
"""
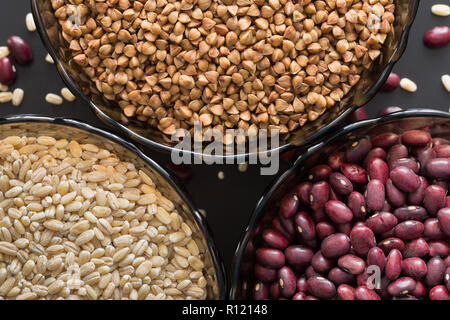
[0, 1, 449, 285]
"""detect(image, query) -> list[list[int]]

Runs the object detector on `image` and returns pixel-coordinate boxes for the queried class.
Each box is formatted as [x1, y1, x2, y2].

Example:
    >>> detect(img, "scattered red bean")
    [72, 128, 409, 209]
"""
[337, 284, 356, 300]
[350, 225, 376, 256]
[338, 254, 366, 275]
[385, 249, 403, 280]
[365, 179, 386, 211]
[6, 36, 32, 65]
[381, 73, 400, 92]
[424, 26, 450, 48]
[321, 233, 351, 258]
[307, 276, 336, 299]
[0, 57, 16, 85]
[402, 258, 428, 278]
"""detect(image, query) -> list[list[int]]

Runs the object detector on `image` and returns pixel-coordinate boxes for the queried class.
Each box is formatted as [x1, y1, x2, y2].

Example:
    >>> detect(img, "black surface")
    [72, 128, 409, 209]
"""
[0, 1, 449, 286]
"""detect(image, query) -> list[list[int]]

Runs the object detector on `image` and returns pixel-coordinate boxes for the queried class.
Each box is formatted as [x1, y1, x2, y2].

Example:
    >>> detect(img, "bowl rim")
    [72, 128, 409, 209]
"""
[30, 0, 420, 160]
[229, 108, 450, 299]
[0, 114, 227, 300]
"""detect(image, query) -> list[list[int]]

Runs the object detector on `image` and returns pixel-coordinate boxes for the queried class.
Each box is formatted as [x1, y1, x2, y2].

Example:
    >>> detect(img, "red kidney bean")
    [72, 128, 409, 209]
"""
[446, 196, 450, 208]
[434, 144, 450, 158]
[408, 177, 428, 205]
[403, 238, 430, 258]
[336, 223, 352, 236]
[321, 233, 350, 258]
[294, 212, 316, 241]
[365, 179, 385, 212]
[256, 248, 285, 269]
[285, 245, 314, 267]
[272, 217, 294, 242]
[385, 179, 406, 208]
[345, 139, 372, 163]
[364, 148, 387, 167]
[387, 144, 409, 162]
[308, 165, 332, 182]
[372, 133, 400, 150]
[253, 281, 269, 300]
[379, 237, 405, 254]
[433, 137, 449, 145]
[6, 36, 32, 65]
[401, 130, 432, 147]
[262, 229, 289, 250]
[296, 276, 308, 292]
[390, 166, 420, 192]
[350, 225, 376, 256]
[341, 163, 367, 184]
[412, 280, 427, 298]
[355, 286, 380, 300]
[279, 193, 299, 218]
[367, 158, 389, 184]
[328, 152, 345, 171]
[426, 158, 450, 180]
[306, 265, 322, 278]
[307, 276, 336, 299]
[324, 200, 353, 224]
[296, 182, 312, 206]
[379, 228, 395, 239]
[417, 147, 436, 175]
[338, 254, 365, 275]
[270, 282, 280, 299]
[347, 192, 367, 220]
[389, 157, 420, 174]
[444, 267, 450, 291]
[393, 206, 428, 222]
[305, 295, 319, 300]
[278, 266, 296, 297]
[328, 267, 355, 285]
[425, 257, 446, 287]
[437, 207, 450, 235]
[366, 212, 398, 234]
[387, 277, 416, 297]
[279, 215, 296, 236]
[329, 173, 353, 196]
[381, 73, 400, 92]
[432, 180, 448, 193]
[0, 57, 16, 85]
[351, 107, 368, 122]
[328, 187, 341, 201]
[394, 220, 424, 240]
[424, 218, 445, 240]
[316, 222, 335, 240]
[379, 106, 403, 116]
[310, 181, 330, 211]
[337, 284, 356, 300]
[312, 251, 335, 273]
[402, 258, 427, 278]
[429, 285, 450, 300]
[385, 249, 402, 280]
[423, 185, 447, 215]
[445, 256, 450, 267]
[254, 264, 277, 282]
[311, 209, 328, 223]
[428, 240, 450, 257]
[424, 26, 450, 48]
[367, 247, 386, 272]
[292, 292, 306, 300]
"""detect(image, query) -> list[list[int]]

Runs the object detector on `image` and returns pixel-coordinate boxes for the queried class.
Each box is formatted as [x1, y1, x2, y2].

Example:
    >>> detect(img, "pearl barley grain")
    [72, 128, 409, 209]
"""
[25, 13, 36, 32]
[45, 54, 54, 64]
[218, 171, 225, 180]
[12, 88, 24, 106]
[431, 4, 450, 17]
[0, 92, 13, 103]
[45, 93, 63, 105]
[399, 78, 418, 92]
[441, 75, 450, 92]
[61, 88, 76, 102]
[0, 47, 9, 58]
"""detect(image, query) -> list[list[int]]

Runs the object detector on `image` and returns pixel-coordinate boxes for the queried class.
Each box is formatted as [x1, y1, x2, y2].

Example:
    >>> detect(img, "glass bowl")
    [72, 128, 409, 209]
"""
[0, 114, 226, 300]
[230, 109, 450, 300]
[31, 0, 419, 158]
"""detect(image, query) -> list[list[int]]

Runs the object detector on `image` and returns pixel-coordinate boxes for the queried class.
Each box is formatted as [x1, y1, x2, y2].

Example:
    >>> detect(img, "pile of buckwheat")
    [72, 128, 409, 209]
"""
[0, 135, 208, 300]
[54, 0, 395, 137]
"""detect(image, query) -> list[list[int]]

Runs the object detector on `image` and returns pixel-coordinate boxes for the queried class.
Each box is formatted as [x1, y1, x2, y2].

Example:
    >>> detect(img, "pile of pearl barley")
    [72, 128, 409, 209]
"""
[0, 135, 207, 300]
[55, 0, 395, 138]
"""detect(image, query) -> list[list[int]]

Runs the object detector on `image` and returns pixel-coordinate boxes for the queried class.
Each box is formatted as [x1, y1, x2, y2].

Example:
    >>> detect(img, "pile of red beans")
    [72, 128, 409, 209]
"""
[252, 129, 450, 300]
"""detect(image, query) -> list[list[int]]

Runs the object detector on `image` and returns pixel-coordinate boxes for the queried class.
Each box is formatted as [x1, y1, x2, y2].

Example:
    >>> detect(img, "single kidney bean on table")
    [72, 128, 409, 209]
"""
[248, 128, 449, 300]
